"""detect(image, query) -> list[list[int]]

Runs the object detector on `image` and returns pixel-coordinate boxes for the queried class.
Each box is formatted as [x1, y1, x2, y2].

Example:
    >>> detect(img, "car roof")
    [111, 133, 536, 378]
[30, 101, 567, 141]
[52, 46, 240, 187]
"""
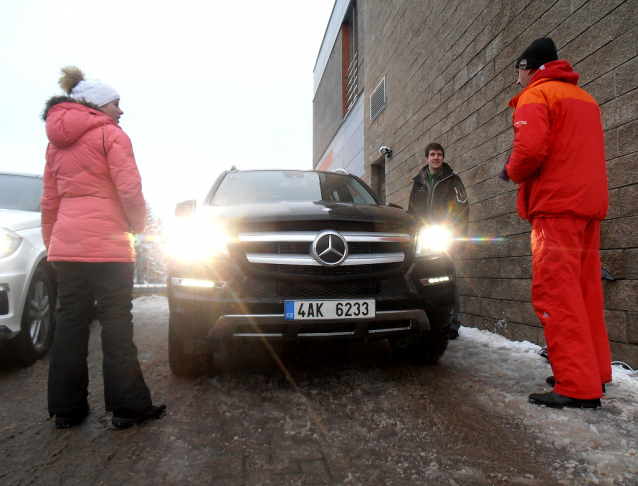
[0, 171, 43, 179]
[225, 169, 351, 176]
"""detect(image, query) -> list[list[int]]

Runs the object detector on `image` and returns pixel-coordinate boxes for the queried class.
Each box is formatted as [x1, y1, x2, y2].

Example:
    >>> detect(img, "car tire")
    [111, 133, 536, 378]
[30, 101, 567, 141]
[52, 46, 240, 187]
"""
[168, 315, 213, 377]
[13, 267, 55, 366]
[213, 338, 247, 376]
[211, 341, 230, 376]
[389, 324, 451, 364]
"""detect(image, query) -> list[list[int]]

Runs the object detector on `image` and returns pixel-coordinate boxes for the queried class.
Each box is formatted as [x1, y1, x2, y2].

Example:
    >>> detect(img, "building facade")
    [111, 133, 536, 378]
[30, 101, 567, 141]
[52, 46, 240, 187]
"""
[313, 0, 638, 366]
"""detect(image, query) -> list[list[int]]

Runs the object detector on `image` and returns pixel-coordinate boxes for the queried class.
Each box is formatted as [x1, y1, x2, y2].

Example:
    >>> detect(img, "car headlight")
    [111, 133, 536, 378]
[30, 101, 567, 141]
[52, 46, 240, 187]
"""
[165, 216, 232, 262]
[0, 228, 23, 259]
[415, 225, 453, 258]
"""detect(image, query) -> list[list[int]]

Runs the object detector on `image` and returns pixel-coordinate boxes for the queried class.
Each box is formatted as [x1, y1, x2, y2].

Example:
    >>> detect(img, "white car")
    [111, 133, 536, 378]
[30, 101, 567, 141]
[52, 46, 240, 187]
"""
[0, 171, 56, 365]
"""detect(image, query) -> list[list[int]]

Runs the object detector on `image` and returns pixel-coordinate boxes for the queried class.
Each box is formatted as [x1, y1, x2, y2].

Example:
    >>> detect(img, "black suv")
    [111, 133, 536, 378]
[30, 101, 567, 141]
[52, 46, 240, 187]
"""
[166, 169, 456, 376]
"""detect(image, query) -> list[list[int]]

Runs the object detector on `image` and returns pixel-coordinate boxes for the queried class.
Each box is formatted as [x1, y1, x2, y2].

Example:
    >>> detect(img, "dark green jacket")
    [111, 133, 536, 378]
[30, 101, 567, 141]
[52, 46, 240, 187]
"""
[408, 162, 469, 241]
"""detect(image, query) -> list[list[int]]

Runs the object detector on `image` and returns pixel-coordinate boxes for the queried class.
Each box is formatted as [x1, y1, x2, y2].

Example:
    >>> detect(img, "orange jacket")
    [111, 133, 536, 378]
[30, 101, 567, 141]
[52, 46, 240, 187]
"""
[41, 98, 146, 262]
[506, 60, 608, 221]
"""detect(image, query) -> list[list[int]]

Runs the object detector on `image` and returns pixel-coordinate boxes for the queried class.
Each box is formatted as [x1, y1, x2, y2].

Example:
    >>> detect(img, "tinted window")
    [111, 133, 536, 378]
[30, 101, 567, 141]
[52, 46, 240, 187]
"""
[0, 174, 43, 212]
[210, 171, 378, 206]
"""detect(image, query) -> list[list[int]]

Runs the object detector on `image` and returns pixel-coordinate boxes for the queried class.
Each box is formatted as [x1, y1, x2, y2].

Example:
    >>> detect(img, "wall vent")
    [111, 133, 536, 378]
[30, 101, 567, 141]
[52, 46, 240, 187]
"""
[370, 76, 386, 122]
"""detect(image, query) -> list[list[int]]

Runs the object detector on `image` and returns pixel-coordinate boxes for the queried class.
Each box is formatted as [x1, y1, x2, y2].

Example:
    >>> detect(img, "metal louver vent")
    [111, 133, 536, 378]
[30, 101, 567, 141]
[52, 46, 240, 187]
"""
[370, 76, 386, 122]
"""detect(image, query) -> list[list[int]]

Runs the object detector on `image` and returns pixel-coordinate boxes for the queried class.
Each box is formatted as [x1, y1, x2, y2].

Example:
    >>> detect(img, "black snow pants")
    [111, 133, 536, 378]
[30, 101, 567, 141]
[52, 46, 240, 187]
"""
[48, 262, 152, 416]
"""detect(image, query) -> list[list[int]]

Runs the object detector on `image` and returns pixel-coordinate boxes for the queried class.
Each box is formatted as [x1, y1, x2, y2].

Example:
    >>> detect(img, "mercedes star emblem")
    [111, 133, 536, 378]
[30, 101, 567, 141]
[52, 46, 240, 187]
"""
[311, 231, 348, 266]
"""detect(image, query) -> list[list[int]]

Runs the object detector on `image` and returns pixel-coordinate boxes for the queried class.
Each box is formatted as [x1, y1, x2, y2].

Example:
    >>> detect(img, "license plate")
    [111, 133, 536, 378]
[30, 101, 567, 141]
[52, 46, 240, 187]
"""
[284, 300, 376, 320]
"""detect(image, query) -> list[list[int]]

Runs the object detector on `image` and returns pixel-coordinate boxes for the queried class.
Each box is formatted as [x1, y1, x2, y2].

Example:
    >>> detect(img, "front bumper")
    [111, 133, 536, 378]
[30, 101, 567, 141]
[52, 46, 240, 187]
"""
[209, 308, 430, 341]
[168, 255, 455, 346]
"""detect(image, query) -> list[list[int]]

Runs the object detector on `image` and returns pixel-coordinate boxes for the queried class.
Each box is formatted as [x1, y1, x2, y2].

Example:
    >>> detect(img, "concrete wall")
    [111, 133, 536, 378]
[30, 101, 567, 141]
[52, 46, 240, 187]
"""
[313, 28, 345, 166]
[362, 0, 638, 365]
[313, 0, 356, 97]
[314, 95, 365, 175]
[313, 1, 366, 170]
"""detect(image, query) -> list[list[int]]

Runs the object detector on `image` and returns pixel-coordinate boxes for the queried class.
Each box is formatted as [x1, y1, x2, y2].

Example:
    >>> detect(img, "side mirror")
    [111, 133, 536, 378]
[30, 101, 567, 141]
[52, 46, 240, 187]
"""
[175, 199, 196, 218]
[386, 202, 403, 210]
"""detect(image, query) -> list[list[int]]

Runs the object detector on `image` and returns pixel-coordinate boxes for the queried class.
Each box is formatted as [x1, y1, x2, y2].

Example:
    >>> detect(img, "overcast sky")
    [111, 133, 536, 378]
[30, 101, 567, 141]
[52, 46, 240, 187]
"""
[0, 0, 335, 219]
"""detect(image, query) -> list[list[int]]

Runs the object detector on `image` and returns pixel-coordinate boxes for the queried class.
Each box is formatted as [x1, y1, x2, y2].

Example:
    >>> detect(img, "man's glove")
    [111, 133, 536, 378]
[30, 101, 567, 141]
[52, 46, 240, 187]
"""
[499, 164, 510, 182]
[499, 154, 512, 182]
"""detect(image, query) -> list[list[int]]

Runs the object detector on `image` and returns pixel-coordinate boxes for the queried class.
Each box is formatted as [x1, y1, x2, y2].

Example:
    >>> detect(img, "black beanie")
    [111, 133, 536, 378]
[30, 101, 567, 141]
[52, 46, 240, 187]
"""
[515, 37, 558, 69]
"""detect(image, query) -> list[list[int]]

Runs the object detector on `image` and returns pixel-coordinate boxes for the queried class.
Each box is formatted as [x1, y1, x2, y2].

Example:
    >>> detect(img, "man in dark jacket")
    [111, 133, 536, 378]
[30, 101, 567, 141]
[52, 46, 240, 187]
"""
[408, 143, 469, 339]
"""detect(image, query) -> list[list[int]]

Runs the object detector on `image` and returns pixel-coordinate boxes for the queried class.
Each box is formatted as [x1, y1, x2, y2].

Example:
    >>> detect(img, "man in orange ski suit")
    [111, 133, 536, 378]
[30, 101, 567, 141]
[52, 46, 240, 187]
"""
[504, 37, 611, 409]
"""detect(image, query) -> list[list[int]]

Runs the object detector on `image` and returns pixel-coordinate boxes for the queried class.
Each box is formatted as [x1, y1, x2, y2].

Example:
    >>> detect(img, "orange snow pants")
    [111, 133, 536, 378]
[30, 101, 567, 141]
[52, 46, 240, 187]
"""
[531, 217, 612, 400]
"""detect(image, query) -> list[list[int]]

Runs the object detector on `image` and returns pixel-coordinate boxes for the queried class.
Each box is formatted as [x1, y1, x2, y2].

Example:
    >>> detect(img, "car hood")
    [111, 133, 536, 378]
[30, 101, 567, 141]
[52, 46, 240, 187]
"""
[197, 201, 414, 231]
[0, 209, 42, 232]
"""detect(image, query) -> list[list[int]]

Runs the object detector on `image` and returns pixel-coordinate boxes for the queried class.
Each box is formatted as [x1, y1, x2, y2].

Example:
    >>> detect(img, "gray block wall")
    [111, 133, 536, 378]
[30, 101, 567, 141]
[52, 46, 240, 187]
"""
[362, 0, 638, 365]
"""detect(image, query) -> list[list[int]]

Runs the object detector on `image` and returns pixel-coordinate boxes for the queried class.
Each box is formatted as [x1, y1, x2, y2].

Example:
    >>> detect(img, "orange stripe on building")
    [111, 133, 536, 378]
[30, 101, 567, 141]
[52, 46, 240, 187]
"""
[318, 150, 333, 171]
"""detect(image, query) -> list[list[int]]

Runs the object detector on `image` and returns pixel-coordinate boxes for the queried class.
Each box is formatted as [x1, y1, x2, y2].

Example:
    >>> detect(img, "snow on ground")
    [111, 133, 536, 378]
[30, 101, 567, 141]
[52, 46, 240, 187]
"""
[459, 325, 638, 392]
[134, 294, 168, 309]
[132, 296, 638, 484]
[453, 325, 638, 484]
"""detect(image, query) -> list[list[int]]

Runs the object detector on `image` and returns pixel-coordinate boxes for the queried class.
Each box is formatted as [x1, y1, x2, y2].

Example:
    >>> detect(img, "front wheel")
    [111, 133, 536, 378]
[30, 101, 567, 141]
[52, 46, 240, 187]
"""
[13, 268, 55, 366]
[390, 324, 451, 364]
[168, 314, 213, 377]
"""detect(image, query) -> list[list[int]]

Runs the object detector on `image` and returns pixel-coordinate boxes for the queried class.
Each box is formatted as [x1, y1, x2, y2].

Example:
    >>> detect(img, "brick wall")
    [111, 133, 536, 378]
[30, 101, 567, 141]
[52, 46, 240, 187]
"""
[362, 0, 638, 366]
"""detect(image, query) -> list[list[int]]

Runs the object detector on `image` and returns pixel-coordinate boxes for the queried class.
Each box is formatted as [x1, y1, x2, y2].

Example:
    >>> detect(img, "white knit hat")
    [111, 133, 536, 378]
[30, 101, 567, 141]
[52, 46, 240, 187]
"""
[59, 66, 119, 107]
[72, 79, 119, 107]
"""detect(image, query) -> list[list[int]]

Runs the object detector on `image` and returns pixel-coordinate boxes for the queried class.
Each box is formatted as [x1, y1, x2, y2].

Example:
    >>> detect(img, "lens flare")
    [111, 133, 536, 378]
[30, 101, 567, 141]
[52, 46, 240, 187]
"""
[164, 215, 232, 262]
[415, 225, 453, 257]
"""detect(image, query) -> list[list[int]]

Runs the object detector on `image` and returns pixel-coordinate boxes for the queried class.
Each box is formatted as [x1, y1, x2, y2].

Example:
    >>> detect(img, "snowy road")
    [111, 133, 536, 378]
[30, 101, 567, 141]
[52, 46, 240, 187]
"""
[1, 296, 637, 485]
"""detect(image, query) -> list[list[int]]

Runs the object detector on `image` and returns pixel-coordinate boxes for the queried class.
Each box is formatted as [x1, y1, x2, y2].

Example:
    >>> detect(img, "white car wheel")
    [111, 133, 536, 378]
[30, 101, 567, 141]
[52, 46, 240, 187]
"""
[14, 268, 55, 365]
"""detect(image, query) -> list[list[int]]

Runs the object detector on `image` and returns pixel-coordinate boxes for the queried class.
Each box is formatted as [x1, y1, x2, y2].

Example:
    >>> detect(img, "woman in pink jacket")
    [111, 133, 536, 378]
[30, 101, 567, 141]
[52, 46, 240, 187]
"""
[41, 67, 165, 429]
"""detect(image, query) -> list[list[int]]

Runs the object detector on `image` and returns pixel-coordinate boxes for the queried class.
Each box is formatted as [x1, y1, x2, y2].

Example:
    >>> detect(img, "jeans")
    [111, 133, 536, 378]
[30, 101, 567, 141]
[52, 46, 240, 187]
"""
[451, 281, 461, 331]
[48, 262, 152, 415]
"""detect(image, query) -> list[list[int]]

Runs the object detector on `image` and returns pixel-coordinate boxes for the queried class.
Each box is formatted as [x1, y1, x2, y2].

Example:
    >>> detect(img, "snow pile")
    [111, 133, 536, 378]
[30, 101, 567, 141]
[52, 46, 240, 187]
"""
[459, 325, 638, 392]
[452, 325, 638, 484]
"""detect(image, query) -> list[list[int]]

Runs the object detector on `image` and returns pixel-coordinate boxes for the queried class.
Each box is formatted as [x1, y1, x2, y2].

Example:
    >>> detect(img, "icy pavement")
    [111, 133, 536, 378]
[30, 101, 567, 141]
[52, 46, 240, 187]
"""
[448, 326, 638, 485]
[135, 295, 638, 484]
[4, 295, 635, 485]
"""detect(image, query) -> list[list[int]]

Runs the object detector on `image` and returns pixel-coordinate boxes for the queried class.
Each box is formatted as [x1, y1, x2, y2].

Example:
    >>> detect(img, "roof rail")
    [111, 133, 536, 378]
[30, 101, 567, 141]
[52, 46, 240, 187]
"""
[332, 168, 350, 175]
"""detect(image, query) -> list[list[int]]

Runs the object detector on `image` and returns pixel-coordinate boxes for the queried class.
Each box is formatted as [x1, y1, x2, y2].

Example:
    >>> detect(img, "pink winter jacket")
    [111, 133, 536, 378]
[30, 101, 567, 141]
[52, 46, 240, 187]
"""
[41, 99, 146, 262]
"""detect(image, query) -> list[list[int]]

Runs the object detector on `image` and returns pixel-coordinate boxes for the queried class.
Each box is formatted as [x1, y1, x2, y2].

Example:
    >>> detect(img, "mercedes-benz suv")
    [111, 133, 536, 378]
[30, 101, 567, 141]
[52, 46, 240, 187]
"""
[166, 169, 456, 376]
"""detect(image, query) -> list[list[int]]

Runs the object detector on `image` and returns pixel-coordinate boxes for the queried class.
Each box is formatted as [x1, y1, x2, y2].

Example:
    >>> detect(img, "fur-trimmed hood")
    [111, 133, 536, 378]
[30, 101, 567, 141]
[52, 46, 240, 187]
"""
[41, 95, 101, 121]
[43, 96, 116, 149]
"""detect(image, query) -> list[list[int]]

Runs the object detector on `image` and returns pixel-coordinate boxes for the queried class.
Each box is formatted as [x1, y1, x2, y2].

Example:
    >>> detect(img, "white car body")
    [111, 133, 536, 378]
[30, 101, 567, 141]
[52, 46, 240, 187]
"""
[0, 209, 48, 338]
[0, 171, 55, 365]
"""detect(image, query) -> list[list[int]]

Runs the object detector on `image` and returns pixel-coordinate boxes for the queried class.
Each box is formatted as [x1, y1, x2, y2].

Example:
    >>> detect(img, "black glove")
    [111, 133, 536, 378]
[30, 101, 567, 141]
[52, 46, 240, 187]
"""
[499, 164, 510, 182]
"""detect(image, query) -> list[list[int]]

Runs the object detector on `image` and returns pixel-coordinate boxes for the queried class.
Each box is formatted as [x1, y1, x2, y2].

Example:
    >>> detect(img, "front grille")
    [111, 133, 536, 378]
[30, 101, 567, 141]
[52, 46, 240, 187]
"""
[251, 262, 400, 276]
[277, 281, 381, 298]
[235, 227, 413, 278]
[241, 220, 406, 233]
[241, 241, 405, 255]
[233, 277, 410, 300]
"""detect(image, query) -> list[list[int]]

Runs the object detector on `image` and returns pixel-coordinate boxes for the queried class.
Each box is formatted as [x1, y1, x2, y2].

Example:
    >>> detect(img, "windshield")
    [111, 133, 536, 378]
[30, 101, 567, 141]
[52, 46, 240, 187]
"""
[0, 174, 43, 212]
[209, 171, 379, 206]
